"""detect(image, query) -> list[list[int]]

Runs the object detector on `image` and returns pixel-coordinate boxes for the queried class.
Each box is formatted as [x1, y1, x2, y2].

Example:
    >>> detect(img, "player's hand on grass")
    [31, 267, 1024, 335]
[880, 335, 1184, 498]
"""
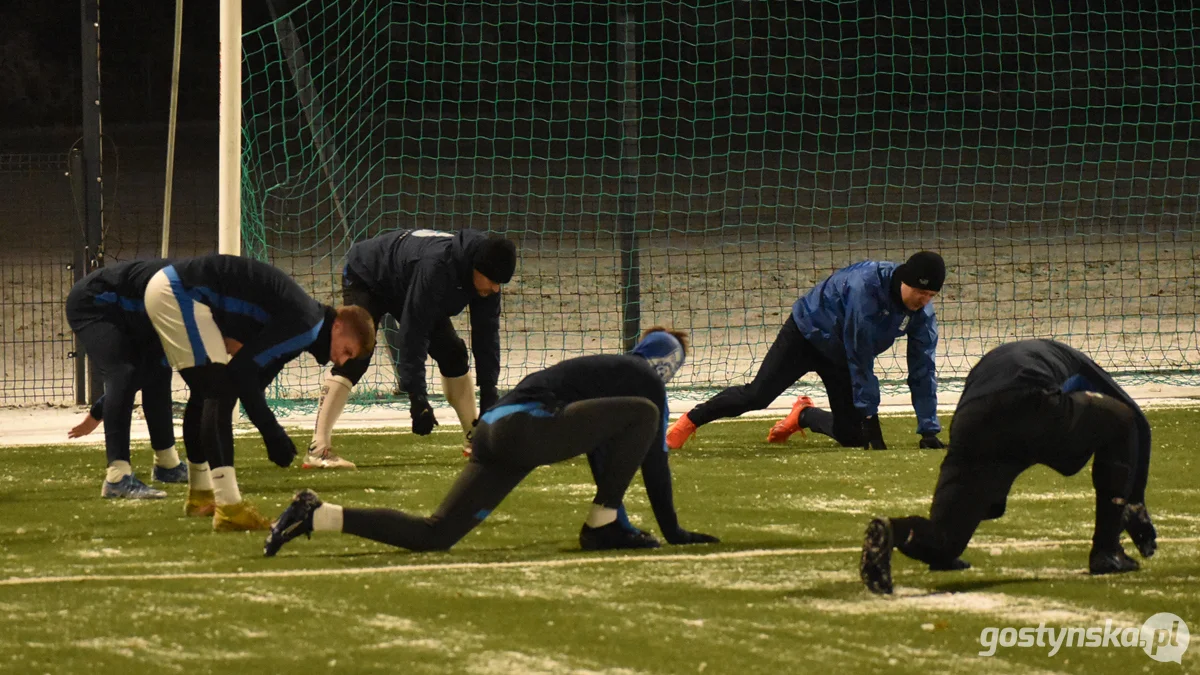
[665, 528, 720, 545]
[862, 416, 887, 450]
[68, 414, 101, 439]
[264, 429, 297, 467]
[410, 394, 438, 436]
[1124, 503, 1157, 558]
[918, 433, 945, 449]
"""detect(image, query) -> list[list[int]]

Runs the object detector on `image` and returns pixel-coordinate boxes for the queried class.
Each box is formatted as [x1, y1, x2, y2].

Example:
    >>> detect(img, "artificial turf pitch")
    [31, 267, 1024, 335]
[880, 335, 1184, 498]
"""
[1, 411, 1198, 674]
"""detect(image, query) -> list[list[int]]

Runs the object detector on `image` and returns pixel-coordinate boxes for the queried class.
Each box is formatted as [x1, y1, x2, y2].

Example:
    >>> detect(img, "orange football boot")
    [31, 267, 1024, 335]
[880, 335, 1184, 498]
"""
[666, 413, 698, 450]
[766, 395, 814, 443]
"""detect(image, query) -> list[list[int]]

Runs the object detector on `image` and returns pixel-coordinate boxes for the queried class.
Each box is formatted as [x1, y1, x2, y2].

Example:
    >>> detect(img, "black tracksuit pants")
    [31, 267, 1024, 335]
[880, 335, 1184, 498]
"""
[340, 396, 660, 551]
[892, 389, 1140, 566]
[687, 315, 865, 446]
[66, 305, 175, 466]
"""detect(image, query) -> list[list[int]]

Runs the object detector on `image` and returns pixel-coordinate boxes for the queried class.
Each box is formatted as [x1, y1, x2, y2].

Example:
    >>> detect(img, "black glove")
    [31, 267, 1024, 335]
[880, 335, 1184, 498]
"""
[410, 393, 438, 436]
[264, 429, 297, 467]
[862, 416, 887, 450]
[1123, 503, 1157, 558]
[479, 385, 499, 414]
[664, 528, 721, 545]
[919, 433, 946, 449]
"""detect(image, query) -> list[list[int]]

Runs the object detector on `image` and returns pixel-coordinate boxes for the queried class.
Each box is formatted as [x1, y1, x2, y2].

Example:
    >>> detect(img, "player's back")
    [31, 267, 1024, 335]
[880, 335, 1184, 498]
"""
[495, 354, 666, 412]
[167, 254, 324, 343]
[959, 339, 1090, 406]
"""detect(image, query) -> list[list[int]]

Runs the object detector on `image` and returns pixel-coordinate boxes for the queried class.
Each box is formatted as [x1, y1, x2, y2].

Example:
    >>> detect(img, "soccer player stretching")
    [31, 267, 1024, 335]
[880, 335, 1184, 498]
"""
[144, 254, 375, 530]
[860, 339, 1158, 594]
[66, 259, 185, 498]
[264, 329, 718, 556]
[306, 228, 517, 468]
[668, 252, 946, 451]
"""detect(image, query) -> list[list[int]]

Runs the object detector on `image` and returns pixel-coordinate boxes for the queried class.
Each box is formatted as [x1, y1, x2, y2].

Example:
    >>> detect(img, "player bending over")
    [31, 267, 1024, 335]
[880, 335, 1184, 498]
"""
[144, 254, 375, 530]
[264, 328, 717, 556]
[860, 339, 1158, 594]
[306, 228, 517, 469]
[668, 252, 946, 451]
[66, 259, 186, 499]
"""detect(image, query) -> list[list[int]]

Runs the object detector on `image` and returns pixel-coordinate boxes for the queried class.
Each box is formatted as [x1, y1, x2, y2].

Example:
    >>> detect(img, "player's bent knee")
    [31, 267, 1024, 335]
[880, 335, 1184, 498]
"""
[432, 339, 470, 378]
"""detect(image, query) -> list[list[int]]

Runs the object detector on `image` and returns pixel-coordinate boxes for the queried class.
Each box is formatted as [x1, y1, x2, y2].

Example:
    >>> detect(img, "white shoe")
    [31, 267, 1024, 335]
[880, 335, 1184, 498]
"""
[302, 447, 357, 470]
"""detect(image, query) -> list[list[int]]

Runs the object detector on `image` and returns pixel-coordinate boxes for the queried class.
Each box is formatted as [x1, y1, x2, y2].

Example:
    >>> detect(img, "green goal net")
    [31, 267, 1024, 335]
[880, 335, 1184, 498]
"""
[240, 1, 1200, 407]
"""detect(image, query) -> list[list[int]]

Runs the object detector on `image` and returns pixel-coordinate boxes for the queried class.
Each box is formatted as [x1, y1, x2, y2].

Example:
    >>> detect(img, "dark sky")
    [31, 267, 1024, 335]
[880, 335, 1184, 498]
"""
[1, 0, 275, 128]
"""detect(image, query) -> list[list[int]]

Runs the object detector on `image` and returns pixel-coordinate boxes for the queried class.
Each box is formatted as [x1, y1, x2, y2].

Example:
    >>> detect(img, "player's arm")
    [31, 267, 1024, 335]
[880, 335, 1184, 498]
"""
[226, 314, 321, 465]
[398, 262, 449, 434]
[68, 396, 105, 438]
[640, 394, 718, 545]
[396, 261, 447, 399]
[906, 309, 943, 443]
[840, 294, 885, 448]
[1074, 360, 1152, 501]
[469, 292, 502, 412]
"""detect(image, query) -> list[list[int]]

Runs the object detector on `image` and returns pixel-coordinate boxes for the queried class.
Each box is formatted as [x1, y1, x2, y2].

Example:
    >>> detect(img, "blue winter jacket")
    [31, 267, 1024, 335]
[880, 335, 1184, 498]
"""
[790, 261, 940, 435]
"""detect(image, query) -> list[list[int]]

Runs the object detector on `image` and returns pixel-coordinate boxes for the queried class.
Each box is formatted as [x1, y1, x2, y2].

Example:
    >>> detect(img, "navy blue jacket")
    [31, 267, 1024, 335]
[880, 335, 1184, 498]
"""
[492, 354, 685, 537]
[345, 229, 501, 399]
[958, 339, 1151, 499]
[792, 260, 940, 434]
[66, 259, 171, 342]
[169, 255, 332, 435]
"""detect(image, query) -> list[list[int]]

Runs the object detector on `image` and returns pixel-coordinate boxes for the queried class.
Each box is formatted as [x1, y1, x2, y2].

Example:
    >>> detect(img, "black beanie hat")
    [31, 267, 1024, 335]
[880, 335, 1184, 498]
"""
[473, 236, 517, 284]
[896, 251, 945, 292]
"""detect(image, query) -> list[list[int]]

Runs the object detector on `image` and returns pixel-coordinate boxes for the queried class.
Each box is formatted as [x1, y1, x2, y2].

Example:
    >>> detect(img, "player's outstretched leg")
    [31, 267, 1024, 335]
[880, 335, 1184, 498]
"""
[670, 317, 808, 450]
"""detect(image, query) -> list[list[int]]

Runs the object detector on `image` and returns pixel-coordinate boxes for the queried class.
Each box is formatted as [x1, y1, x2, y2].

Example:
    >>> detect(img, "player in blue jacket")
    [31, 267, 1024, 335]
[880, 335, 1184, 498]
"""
[668, 251, 946, 451]
[143, 254, 376, 530]
[263, 328, 717, 557]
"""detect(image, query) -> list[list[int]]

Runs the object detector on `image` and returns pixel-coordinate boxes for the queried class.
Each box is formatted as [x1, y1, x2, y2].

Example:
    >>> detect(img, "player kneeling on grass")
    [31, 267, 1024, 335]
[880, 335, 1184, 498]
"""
[860, 339, 1158, 594]
[144, 254, 375, 531]
[66, 259, 186, 499]
[667, 252, 946, 452]
[264, 328, 718, 556]
[306, 228, 516, 469]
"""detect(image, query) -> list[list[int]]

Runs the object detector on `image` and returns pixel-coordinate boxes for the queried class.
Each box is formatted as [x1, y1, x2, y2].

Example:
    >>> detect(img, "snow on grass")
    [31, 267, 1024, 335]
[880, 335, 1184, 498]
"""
[74, 548, 124, 559]
[805, 590, 1143, 628]
[465, 650, 646, 675]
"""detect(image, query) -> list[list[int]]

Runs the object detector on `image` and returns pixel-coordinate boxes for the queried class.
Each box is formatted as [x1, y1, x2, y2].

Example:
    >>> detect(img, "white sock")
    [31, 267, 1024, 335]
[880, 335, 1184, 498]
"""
[105, 461, 132, 484]
[210, 466, 242, 506]
[313, 504, 344, 532]
[154, 446, 181, 469]
[585, 504, 618, 528]
[188, 461, 213, 491]
[442, 373, 477, 443]
[311, 375, 352, 454]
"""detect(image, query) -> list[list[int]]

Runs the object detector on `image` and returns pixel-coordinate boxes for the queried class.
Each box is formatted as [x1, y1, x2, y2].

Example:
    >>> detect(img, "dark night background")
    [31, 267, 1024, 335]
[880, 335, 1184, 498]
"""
[1, 0, 1198, 405]
[2, 0, 1195, 140]
[0, 0, 275, 128]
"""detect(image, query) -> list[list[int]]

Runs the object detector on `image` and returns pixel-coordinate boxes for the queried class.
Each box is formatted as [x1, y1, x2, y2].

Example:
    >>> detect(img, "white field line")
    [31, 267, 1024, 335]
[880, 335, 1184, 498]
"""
[3, 536, 1197, 588]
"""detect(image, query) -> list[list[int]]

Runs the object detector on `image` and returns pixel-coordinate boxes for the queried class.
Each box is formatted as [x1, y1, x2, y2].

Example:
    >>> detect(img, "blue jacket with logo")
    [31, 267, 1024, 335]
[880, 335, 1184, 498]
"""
[791, 260, 940, 434]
